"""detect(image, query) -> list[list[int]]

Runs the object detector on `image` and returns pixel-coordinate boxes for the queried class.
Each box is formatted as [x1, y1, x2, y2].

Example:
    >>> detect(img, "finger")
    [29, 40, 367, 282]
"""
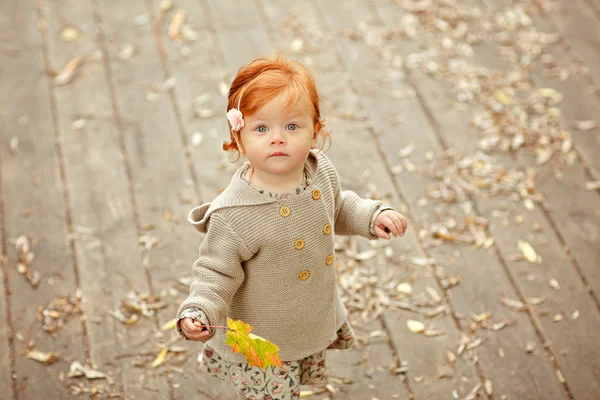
[374, 225, 391, 240]
[181, 319, 195, 331]
[390, 214, 405, 236]
[181, 321, 203, 335]
[398, 214, 408, 233]
[187, 331, 211, 341]
[381, 216, 399, 237]
[192, 319, 206, 329]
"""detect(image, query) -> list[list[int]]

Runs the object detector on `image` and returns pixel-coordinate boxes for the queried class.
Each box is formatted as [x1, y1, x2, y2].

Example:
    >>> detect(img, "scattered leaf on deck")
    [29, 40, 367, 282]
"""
[54, 56, 83, 86]
[161, 318, 177, 331]
[152, 347, 168, 368]
[574, 120, 597, 131]
[60, 27, 81, 42]
[525, 341, 537, 354]
[168, 9, 186, 40]
[500, 297, 525, 311]
[398, 143, 415, 158]
[518, 240, 541, 264]
[406, 319, 425, 333]
[396, 282, 412, 295]
[484, 380, 493, 395]
[553, 314, 563, 323]
[27, 349, 60, 364]
[68, 361, 110, 381]
[584, 181, 600, 191]
[72, 118, 87, 131]
[118, 44, 136, 60]
[9, 136, 18, 154]
[464, 383, 482, 400]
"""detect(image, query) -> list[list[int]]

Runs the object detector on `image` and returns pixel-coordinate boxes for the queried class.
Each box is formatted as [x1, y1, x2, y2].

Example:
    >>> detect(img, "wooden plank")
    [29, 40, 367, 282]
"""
[317, 0, 574, 398]
[38, 0, 172, 397]
[256, 1, 482, 398]
[0, 1, 87, 398]
[372, 0, 600, 398]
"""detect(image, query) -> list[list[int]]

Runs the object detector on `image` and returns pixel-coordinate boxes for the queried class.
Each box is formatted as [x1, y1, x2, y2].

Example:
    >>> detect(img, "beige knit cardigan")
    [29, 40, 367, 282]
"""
[176, 150, 383, 363]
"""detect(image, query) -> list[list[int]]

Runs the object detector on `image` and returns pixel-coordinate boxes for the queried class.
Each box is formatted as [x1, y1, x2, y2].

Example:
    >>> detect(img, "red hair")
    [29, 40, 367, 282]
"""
[223, 54, 331, 159]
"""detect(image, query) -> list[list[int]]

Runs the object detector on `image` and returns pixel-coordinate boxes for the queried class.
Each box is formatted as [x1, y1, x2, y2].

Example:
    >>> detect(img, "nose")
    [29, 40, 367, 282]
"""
[270, 128, 286, 145]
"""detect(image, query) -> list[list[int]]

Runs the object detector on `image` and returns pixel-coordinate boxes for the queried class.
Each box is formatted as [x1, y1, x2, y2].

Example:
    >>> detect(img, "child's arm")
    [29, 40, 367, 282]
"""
[175, 212, 252, 341]
[332, 166, 388, 239]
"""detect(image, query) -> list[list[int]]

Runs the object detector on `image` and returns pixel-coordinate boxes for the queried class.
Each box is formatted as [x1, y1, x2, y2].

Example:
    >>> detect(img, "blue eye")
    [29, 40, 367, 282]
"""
[257, 126, 268, 133]
[286, 124, 297, 131]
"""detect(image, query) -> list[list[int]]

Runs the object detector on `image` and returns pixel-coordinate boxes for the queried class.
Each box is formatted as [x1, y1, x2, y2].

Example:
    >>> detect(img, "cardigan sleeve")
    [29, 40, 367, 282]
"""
[175, 212, 252, 341]
[333, 169, 384, 239]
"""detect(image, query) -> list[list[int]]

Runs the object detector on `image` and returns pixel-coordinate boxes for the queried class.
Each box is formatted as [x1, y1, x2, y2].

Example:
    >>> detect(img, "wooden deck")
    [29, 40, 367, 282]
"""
[1, 0, 599, 398]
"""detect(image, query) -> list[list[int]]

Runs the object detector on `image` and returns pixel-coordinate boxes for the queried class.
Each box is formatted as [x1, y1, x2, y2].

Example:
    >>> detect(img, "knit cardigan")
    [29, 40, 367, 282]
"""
[176, 150, 383, 363]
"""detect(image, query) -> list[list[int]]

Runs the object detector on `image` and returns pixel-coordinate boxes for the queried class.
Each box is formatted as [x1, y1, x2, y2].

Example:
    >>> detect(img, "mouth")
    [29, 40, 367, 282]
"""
[269, 152, 287, 157]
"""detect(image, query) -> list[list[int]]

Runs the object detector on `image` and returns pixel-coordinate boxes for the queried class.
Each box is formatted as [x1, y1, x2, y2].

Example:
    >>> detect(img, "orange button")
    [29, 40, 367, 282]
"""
[299, 270, 310, 280]
[294, 239, 305, 250]
[312, 189, 321, 200]
[323, 223, 332, 235]
[279, 206, 291, 217]
[325, 254, 334, 265]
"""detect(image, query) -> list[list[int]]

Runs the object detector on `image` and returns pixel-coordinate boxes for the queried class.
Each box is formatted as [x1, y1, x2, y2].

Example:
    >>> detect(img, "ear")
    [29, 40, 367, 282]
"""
[312, 124, 319, 148]
[233, 131, 245, 155]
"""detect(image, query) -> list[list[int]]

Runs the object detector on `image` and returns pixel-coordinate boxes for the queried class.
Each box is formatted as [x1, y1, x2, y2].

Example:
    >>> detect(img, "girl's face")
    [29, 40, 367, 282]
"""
[237, 92, 317, 178]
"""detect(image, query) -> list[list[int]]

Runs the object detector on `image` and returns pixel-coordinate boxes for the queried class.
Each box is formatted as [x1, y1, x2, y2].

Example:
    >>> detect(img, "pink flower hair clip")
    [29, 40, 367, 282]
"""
[226, 96, 244, 131]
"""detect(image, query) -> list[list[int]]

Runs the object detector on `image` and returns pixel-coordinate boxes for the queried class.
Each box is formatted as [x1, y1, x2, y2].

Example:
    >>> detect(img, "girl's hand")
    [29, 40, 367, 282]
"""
[180, 318, 211, 341]
[374, 210, 408, 240]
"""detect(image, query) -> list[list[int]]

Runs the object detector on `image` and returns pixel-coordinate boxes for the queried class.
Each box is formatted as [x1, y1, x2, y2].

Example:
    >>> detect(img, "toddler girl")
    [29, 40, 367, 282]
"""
[176, 54, 408, 399]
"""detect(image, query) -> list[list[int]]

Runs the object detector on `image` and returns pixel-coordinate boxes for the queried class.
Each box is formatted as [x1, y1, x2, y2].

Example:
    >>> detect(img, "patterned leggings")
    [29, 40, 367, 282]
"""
[201, 321, 355, 399]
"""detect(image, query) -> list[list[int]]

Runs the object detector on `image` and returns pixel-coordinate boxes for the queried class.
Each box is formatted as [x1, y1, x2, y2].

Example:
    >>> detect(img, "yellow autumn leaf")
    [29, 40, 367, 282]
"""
[160, 318, 177, 331]
[224, 318, 283, 369]
[494, 90, 512, 105]
[406, 319, 425, 333]
[518, 240, 540, 264]
[152, 347, 168, 368]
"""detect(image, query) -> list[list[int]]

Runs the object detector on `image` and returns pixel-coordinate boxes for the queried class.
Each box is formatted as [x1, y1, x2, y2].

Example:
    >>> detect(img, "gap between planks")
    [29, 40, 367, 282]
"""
[0, 148, 18, 400]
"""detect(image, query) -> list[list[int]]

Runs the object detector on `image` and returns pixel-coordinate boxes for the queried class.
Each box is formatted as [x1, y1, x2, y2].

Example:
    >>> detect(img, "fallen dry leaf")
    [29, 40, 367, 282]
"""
[584, 181, 600, 191]
[406, 319, 425, 333]
[152, 347, 168, 368]
[168, 9, 186, 40]
[518, 240, 541, 264]
[27, 349, 60, 364]
[574, 120, 597, 131]
[396, 282, 413, 295]
[161, 318, 178, 331]
[500, 297, 526, 311]
[68, 361, 110, 381]
[54, 56, 83, 86]
[60, 27, 81, 42]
